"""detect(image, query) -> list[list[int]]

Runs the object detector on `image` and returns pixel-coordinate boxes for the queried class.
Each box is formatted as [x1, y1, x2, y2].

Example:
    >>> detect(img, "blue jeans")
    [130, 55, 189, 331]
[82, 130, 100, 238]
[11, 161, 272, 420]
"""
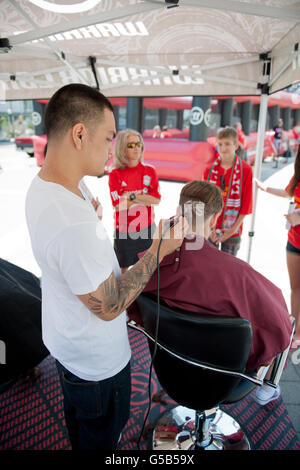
[220, 240, 241, 256]
[209, 238, 241, 257]
[56, 360, 131, 450]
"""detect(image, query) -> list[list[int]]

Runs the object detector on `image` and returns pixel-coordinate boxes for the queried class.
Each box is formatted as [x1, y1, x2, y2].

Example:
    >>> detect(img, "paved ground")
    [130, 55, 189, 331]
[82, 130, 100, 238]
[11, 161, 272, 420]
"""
[0, 143, 299, 439]
[260, 154, 295, 182]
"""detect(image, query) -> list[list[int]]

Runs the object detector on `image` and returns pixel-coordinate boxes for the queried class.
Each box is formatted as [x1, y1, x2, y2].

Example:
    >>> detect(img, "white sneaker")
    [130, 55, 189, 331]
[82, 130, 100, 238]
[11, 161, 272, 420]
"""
[254, 385, 281, 406]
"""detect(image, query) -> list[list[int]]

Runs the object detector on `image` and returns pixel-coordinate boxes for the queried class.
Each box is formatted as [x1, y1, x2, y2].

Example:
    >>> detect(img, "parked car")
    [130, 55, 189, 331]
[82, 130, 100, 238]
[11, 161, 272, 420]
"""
[32, 134, 47, 167]
[34, 134, 115, 175]
[15, 136, 35, 157]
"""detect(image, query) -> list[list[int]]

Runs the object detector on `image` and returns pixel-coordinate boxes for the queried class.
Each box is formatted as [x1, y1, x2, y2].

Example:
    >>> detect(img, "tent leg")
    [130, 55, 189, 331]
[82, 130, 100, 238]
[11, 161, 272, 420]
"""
[247, 93, 269, 264]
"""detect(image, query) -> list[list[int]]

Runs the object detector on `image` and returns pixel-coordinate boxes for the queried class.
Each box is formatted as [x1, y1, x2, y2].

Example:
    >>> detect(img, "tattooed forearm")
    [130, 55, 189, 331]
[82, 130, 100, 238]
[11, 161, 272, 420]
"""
[118, 251, 157, 312]
[86, 250, 157, 321]
[87, 273, 118, 317]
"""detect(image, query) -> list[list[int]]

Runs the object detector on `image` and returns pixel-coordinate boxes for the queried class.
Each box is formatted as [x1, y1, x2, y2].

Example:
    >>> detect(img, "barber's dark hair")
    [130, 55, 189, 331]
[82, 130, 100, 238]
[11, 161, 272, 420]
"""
[44, 84, 113, 140]
[179, 180, 223, 226]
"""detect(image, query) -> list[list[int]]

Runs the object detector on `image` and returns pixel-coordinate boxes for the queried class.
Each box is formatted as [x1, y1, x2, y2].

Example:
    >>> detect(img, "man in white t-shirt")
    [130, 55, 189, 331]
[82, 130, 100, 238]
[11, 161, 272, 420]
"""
[25, 84, 187, 451]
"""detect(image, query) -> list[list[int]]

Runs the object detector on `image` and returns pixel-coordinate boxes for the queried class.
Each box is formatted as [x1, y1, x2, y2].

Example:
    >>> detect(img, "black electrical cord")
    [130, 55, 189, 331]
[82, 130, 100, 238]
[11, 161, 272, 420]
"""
[136, 218, 179, 449]
[136, 234, 164, 450]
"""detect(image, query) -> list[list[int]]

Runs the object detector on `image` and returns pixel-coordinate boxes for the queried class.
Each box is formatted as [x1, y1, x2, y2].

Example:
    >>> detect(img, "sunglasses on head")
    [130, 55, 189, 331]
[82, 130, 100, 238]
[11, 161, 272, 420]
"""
[127, 141, 142, 149]
[220, 174, 225, 191]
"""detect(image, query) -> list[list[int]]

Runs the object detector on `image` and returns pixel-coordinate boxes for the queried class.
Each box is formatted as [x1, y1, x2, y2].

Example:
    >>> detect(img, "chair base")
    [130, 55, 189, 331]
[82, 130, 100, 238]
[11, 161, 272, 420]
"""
[152, 406, 250, 450]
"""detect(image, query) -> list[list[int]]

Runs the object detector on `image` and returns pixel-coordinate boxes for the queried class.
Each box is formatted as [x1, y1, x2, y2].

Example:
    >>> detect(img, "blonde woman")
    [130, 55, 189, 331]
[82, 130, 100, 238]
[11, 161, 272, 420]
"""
[109, 129, 161, 272]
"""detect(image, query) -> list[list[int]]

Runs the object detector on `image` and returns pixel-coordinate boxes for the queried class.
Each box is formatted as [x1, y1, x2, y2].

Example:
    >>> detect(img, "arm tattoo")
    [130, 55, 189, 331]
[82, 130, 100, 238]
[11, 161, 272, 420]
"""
[87, 272, 118, 317]
[87, 251, 157, 320]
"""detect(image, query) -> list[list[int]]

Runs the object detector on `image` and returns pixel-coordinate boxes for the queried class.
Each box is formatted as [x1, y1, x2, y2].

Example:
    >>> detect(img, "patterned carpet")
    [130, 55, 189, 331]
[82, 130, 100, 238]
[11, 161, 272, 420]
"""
[0, 328, 299, 451]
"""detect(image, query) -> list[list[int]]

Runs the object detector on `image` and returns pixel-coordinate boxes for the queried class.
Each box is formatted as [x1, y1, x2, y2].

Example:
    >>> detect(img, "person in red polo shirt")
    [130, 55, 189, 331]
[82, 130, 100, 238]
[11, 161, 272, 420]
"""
[203, 126, 253, 256]
[255, 145, 300, 349]
[160, 125, 172, 138]
[109, 129, 161, 272]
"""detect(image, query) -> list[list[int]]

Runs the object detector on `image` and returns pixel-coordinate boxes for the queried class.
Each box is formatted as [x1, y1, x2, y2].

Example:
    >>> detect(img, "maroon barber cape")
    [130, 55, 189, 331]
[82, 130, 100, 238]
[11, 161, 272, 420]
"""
[127, 237, 292, 370]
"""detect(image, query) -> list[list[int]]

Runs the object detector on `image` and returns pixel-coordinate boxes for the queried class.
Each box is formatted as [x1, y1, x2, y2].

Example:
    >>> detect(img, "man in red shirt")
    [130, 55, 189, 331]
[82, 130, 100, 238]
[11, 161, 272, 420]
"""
[128, 181, 292, 405]
[203, 126, 253, 256]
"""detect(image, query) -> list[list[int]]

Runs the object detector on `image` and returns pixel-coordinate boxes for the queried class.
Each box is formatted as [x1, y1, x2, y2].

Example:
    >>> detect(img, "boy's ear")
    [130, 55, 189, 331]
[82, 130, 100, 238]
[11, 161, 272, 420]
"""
[209, 212, 219, 229]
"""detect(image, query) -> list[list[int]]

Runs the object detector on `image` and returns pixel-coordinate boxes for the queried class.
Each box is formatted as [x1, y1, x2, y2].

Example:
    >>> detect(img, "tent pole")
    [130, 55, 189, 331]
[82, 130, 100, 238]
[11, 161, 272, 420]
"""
[247, 92, 269, 264]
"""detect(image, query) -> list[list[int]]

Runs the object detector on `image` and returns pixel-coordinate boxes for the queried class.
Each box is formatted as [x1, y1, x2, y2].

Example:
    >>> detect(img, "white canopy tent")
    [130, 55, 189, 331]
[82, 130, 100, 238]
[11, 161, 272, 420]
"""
[1, 0, 300, 99]
[1, 0, 300, 261]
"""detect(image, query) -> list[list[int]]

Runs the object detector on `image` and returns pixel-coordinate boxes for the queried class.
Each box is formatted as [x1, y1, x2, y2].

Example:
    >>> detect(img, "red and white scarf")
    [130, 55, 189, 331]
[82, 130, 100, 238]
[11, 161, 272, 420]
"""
[207, 155, 243, 238]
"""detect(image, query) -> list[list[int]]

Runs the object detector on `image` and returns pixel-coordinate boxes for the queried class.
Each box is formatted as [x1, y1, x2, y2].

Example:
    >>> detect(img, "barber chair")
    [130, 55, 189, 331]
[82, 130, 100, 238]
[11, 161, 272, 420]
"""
[128, 293, 294, 451]
[0, 259, 49, 391]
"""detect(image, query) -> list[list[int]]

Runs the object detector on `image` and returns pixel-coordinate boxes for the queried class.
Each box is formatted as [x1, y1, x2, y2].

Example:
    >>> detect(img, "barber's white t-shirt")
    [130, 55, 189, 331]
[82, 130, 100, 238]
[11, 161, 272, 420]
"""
[25, 175, 131, 381]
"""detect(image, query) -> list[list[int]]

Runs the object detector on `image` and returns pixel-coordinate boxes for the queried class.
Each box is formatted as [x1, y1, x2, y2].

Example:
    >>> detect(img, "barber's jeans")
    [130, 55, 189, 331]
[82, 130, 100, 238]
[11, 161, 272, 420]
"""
[56, 360, 131, 450]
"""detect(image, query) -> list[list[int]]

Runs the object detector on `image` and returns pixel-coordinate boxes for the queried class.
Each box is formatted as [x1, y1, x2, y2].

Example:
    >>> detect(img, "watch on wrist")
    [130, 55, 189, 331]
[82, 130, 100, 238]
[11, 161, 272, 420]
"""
[129, 193, 136, 201]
